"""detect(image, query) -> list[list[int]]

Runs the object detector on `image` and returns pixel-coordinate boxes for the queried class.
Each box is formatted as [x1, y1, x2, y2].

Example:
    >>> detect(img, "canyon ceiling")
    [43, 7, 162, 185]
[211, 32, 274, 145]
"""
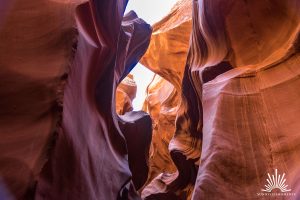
[0, 0, 300, 199]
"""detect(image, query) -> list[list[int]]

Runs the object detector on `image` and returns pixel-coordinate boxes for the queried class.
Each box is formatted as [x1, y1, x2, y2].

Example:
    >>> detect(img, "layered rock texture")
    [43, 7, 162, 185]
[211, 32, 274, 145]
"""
[116, 74, 137, 115]
[0, 1, 77, 198]
[142, 75, 178, 183]
[1, 0, 152, 199]
[35, 1, 152, 199]
[141, 1, 197, 199]
[140, 0, 192, 91]
[141, 0, 300, 199]
[190, 1, 300, 199]
[1, 0, 300, 199]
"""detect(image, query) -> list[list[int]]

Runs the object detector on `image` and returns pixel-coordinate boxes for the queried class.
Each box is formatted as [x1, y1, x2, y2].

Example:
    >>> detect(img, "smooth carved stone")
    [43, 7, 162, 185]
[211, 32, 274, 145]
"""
[200, 61, 233, 84]
[116, 74, 137, 115]
[140, 0, 192, 90]
[195, 53, 300, 199]
[141, 0, 300, 199]
[35, 0, 152, 199]
[140, 0, 199, 199]
[119, 111, 152, 190]
[142, 75, 178, 185]
[1, 0, 299, 199]
[188, 0, 300, 199]
[0, 0, 77, 198]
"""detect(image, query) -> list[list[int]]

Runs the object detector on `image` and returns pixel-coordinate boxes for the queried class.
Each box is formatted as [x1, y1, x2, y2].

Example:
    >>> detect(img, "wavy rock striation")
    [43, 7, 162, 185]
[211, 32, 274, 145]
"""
[35, 0, 152, 199]
[190, 0, 300, 199]
[116, 74, 137, 115]
[141, 0, 300, 199]
[140, 0, 199, 199]
[140, 0, 192, 91]
[1, 0, 300, 199]
[142, 75, 178, 184]
[0, 0, 152, 199]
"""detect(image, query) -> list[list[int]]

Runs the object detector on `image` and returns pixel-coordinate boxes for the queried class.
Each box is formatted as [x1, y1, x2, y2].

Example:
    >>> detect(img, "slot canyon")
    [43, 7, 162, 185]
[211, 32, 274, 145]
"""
[0, 0, 300, 199]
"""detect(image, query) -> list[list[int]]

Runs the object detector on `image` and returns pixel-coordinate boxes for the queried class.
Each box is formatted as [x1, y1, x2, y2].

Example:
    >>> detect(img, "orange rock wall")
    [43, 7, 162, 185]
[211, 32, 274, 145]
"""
[116, 74, 137, 115]
[141, 0, 300, 199]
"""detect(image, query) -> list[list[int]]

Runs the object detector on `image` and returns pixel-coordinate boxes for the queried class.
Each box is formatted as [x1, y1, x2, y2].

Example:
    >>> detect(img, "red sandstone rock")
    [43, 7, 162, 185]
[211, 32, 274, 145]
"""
[0, 0, 152, 199]
[142, 75, 178, 183]
[35, 1, 152, 199]
[141, 0, 300, 199]
[1, 0, 300, 199]
[0, 1, 77, 198]
[116, 74, 153, 191]
[140, 1, 198, 199]
[140, 0, 192, 90]
[190, 1, 300, 199]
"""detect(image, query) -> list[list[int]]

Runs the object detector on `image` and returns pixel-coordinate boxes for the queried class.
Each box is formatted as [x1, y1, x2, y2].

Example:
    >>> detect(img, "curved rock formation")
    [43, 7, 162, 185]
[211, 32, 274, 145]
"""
[35, 1, 152, 199]
[1, 0, 300, 199]
[141, 0, 300, 199]
[116, 74, 137, 115]
[0, 1, 77, 198]
[190, 0, 300, 199]
[116, 75, 152, 191]
[140, 0, 198, 199]
[119, 111, 152, 191]
[142, 75, 178, 184]
[140, 0, 192, 90]
[1, 0, 152, 199]
[141, 70, 200, 199]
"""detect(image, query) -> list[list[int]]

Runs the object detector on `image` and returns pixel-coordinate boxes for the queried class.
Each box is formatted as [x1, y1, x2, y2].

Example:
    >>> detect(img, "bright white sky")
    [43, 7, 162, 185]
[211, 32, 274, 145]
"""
[125, 0, 177, 110]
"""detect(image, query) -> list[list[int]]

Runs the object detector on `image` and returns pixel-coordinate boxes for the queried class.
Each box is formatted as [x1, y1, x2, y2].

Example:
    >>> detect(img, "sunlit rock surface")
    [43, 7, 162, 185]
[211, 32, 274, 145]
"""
[140, 0, 192, 90]
[116, 74, 137, 115]
[140, 0, 198, 199]
[141, 0, 300, 200]
[142, 75, 178, 183]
